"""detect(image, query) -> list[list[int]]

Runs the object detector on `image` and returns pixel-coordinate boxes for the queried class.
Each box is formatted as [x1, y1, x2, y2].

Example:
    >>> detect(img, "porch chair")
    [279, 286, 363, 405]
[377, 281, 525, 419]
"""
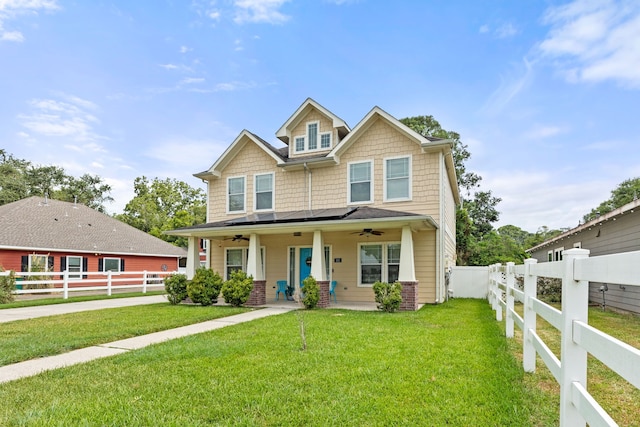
[330, 280, 337, 303]
[276, 280, 288, 301]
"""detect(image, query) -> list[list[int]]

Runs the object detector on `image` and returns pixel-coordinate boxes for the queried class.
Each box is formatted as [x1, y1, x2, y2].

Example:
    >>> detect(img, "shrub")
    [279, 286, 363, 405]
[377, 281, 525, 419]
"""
[0, 268, 16, 304]
[164, 273, 188, 305]
[301, 276, 319, 309]
[221, 270, 253, 307]
[373, 281, 402, 313]
[187, 268, 223, 306]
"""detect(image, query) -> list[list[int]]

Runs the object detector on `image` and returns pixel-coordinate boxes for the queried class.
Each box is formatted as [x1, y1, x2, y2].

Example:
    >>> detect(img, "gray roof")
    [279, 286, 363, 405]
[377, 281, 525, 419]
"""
[0, 197, 186, 257]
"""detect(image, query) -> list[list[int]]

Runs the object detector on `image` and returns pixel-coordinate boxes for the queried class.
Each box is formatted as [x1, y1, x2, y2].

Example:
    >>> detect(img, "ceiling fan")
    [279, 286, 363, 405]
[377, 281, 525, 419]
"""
[352, 228, 384, 236]
[224, 234, 249, 242]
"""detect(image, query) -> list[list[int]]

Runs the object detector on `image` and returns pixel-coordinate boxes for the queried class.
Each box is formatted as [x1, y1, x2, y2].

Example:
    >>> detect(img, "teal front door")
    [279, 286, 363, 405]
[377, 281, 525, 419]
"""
[299, 247, 312, 288]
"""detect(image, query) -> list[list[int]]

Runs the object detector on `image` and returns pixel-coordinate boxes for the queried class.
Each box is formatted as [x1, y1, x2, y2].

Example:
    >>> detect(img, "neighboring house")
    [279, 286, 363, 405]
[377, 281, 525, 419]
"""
[0, 196, 187, 282]
[527, 198, 640, 314]
[168, 98, 460, 310]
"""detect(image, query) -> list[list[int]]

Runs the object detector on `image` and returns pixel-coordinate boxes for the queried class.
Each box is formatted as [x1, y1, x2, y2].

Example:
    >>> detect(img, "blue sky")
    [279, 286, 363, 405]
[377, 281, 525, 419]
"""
[1, 0, 639, 232]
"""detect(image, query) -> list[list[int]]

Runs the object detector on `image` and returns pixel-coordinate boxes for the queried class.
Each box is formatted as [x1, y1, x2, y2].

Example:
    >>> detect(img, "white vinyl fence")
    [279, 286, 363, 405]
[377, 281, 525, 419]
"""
[1, 270, 175, 299]
[488, 248, 640, 427]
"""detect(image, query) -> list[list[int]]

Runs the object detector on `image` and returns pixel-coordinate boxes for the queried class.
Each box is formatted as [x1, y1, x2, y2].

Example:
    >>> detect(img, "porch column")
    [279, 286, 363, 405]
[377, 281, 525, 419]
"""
[311, 230, 330, 307]
[246, 233, 266, 306]
[186, 236, 200, 280]
[398, 225, 418, 311]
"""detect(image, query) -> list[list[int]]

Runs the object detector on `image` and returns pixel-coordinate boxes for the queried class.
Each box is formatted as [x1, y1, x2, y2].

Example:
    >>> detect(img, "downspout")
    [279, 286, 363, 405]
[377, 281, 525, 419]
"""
[436, 151, 444, 303]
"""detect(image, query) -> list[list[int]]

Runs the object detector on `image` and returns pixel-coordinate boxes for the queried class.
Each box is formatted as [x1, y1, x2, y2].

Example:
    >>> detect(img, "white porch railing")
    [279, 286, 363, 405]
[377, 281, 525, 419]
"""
[488, 248, 640, 427]
[2, 270, 176, 299]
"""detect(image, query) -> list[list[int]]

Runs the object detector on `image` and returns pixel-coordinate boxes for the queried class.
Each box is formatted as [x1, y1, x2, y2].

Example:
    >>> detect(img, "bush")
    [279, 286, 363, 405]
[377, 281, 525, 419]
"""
[221, 270, 253, 307]
[301, 276, 319, 309]
[164, 273, 188, 305]
[187, 268, 223, 306]
[0, 268, 16, 304]
[373, 281, 402, 313]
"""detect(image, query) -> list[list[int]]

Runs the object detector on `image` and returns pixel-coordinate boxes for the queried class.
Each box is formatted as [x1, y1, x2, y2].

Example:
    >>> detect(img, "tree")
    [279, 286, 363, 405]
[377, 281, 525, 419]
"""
[116, 176, 206, 247]
[0, 149, 112, 211]
[465, 190, 501, 239]
[583, 177, 640, 222]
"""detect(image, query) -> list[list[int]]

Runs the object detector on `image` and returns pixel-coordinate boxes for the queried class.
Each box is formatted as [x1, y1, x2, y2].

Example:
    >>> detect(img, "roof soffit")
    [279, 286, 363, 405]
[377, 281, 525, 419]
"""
[275, 98, 350, 144]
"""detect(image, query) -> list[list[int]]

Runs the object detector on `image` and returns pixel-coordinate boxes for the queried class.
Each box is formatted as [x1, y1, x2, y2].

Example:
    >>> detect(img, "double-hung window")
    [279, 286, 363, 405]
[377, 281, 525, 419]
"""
[358, 242, 401, 286]
[227, 176, 245, 213]
[225, 247, 265, 280]
[254, 173, 274, 211]
[66, 256, 83, 279]
[320, 132, 331, 149]
[349, 161, 372, 204]
[384, 156, 411, 201]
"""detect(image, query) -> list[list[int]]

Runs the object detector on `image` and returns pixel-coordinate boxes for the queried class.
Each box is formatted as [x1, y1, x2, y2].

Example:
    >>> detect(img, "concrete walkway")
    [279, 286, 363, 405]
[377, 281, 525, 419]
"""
[0, 297, 294, 384]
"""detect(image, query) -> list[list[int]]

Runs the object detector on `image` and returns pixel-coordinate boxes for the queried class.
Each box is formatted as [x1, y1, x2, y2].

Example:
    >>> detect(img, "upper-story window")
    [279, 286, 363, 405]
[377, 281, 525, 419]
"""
[254, 172, 274, 211]
[384, 156, 411, 201]
[348, 160, 372, 204]
[293, 121, 332, 154]
[227, 176, 245, 213]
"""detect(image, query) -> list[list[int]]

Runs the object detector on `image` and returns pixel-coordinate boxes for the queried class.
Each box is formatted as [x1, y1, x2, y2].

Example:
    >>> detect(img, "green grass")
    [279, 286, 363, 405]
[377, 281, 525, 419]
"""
[0, 304, 249, 366]
[0, 291, 166, 309]
[0, 299, 555, 426]
[508, 303, 640, 426]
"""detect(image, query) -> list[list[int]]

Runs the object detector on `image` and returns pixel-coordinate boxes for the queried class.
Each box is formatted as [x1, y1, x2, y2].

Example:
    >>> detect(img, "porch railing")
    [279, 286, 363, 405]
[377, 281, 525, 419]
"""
[489, 248, 640, 427]
[2, 270, 175, 299]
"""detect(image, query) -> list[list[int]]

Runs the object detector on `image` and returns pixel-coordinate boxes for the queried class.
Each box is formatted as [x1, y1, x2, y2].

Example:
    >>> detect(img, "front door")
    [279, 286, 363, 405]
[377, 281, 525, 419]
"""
[299, 247, 312, 288]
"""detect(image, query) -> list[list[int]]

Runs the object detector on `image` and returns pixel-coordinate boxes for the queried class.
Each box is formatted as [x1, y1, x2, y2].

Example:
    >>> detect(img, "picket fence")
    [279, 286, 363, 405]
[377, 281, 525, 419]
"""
[489, 248, 640, 427]
[1, 269, 175, 299]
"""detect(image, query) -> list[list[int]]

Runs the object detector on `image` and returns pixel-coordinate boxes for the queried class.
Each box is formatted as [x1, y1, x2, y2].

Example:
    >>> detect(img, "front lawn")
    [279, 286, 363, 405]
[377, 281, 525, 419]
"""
[0, 304, 249, 366]
[0, 299, 555, 426]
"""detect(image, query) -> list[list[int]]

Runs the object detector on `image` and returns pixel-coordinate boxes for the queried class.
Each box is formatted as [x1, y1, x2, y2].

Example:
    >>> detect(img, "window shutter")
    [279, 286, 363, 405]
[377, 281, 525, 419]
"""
[120, 259, 125, 271]
[21, 256, 28, 272]
[98, 258, 103, 272]
[47, 256, 54, 271]
[60, 257, 67, 272]
[82, 257, 88, 279]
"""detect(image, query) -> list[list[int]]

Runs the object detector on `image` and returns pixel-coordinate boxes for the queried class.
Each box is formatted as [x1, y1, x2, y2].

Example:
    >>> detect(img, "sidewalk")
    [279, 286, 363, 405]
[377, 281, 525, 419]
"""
[0, 297, 295, 384]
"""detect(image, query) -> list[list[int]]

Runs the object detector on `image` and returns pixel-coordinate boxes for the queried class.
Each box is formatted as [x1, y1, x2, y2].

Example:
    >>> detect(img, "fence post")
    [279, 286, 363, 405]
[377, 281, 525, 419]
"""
[559, 248, 590, 427]
[107, 271, 112, 296]
[63, 270, 69, 299]
[505, 262, 515, 338]
[143, 270, 148, 294]
[495, 265, 503, 322]
[523, 258, 537, 373]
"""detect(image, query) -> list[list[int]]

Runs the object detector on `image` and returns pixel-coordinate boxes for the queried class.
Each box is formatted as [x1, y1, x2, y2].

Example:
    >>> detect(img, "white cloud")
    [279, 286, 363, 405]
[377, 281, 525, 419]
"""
[496, 23, 518, 38]
[524, 124, 567, 139]
[179, 45, 192, 53]
[180, 77, 205, 85]
[18, 94, 106, 143]
[481, 57, 534, 115]
[0, 0, 59, 42]
[479, 24, 489, 34]
[233, 0, 290, 24]
[539, 0, 640, 88]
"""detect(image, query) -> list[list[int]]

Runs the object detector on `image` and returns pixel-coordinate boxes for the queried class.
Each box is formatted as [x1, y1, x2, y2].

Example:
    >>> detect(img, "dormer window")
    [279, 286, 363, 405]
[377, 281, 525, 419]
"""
[293, 121, 332, 153]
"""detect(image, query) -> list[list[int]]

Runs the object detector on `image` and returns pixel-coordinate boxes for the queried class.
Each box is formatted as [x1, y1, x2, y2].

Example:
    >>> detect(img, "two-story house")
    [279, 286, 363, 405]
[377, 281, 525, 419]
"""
[168, 99, 460, 310]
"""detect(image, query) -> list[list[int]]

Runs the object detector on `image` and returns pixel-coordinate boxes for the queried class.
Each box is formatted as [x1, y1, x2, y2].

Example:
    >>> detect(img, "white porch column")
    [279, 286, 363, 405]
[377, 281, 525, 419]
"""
[246, 233, 263, 280]
[398, 225, 416, 282]
[186, 236, 200, 279]
[310, 230, 326, 281]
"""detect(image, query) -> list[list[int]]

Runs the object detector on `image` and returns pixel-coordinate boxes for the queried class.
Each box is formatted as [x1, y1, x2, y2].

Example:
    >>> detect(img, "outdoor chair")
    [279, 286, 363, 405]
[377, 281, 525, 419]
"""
[276, 280, 288, 301]
[330, 280, 337, 303]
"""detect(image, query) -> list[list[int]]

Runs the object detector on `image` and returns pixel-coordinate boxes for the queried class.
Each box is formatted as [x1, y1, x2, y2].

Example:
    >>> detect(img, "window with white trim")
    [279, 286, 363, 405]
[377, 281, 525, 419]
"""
[320, 132, 331, 148]
[225, 247, 265, 280]
[29, 254, 49, 272]
[554, 247, 564, 261]
[385, 156, 411, 201]
[67, 256, 83, 279]
[547, 251, 553, 262]
[295, 136, 305, 152]
[349, 161, 372, 204]
[308, 122, 318, 150]
[358, 242, 401, 286]
[103, 257, 121, 272]
[227, 176, 245, 213]
[254, 173, 274, 211]
[573, 242, 582, 249]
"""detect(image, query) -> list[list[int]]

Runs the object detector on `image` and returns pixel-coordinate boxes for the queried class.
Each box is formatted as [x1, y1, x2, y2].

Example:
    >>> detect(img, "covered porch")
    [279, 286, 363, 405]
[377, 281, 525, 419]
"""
[167, 207, 438, 311]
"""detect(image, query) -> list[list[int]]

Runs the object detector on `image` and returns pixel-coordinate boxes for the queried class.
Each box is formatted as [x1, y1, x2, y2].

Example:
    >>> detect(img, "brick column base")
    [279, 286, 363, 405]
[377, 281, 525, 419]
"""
[317, 280, 330, 308]
[399, 281, 418, 311]
[246, 279, 266, 307]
